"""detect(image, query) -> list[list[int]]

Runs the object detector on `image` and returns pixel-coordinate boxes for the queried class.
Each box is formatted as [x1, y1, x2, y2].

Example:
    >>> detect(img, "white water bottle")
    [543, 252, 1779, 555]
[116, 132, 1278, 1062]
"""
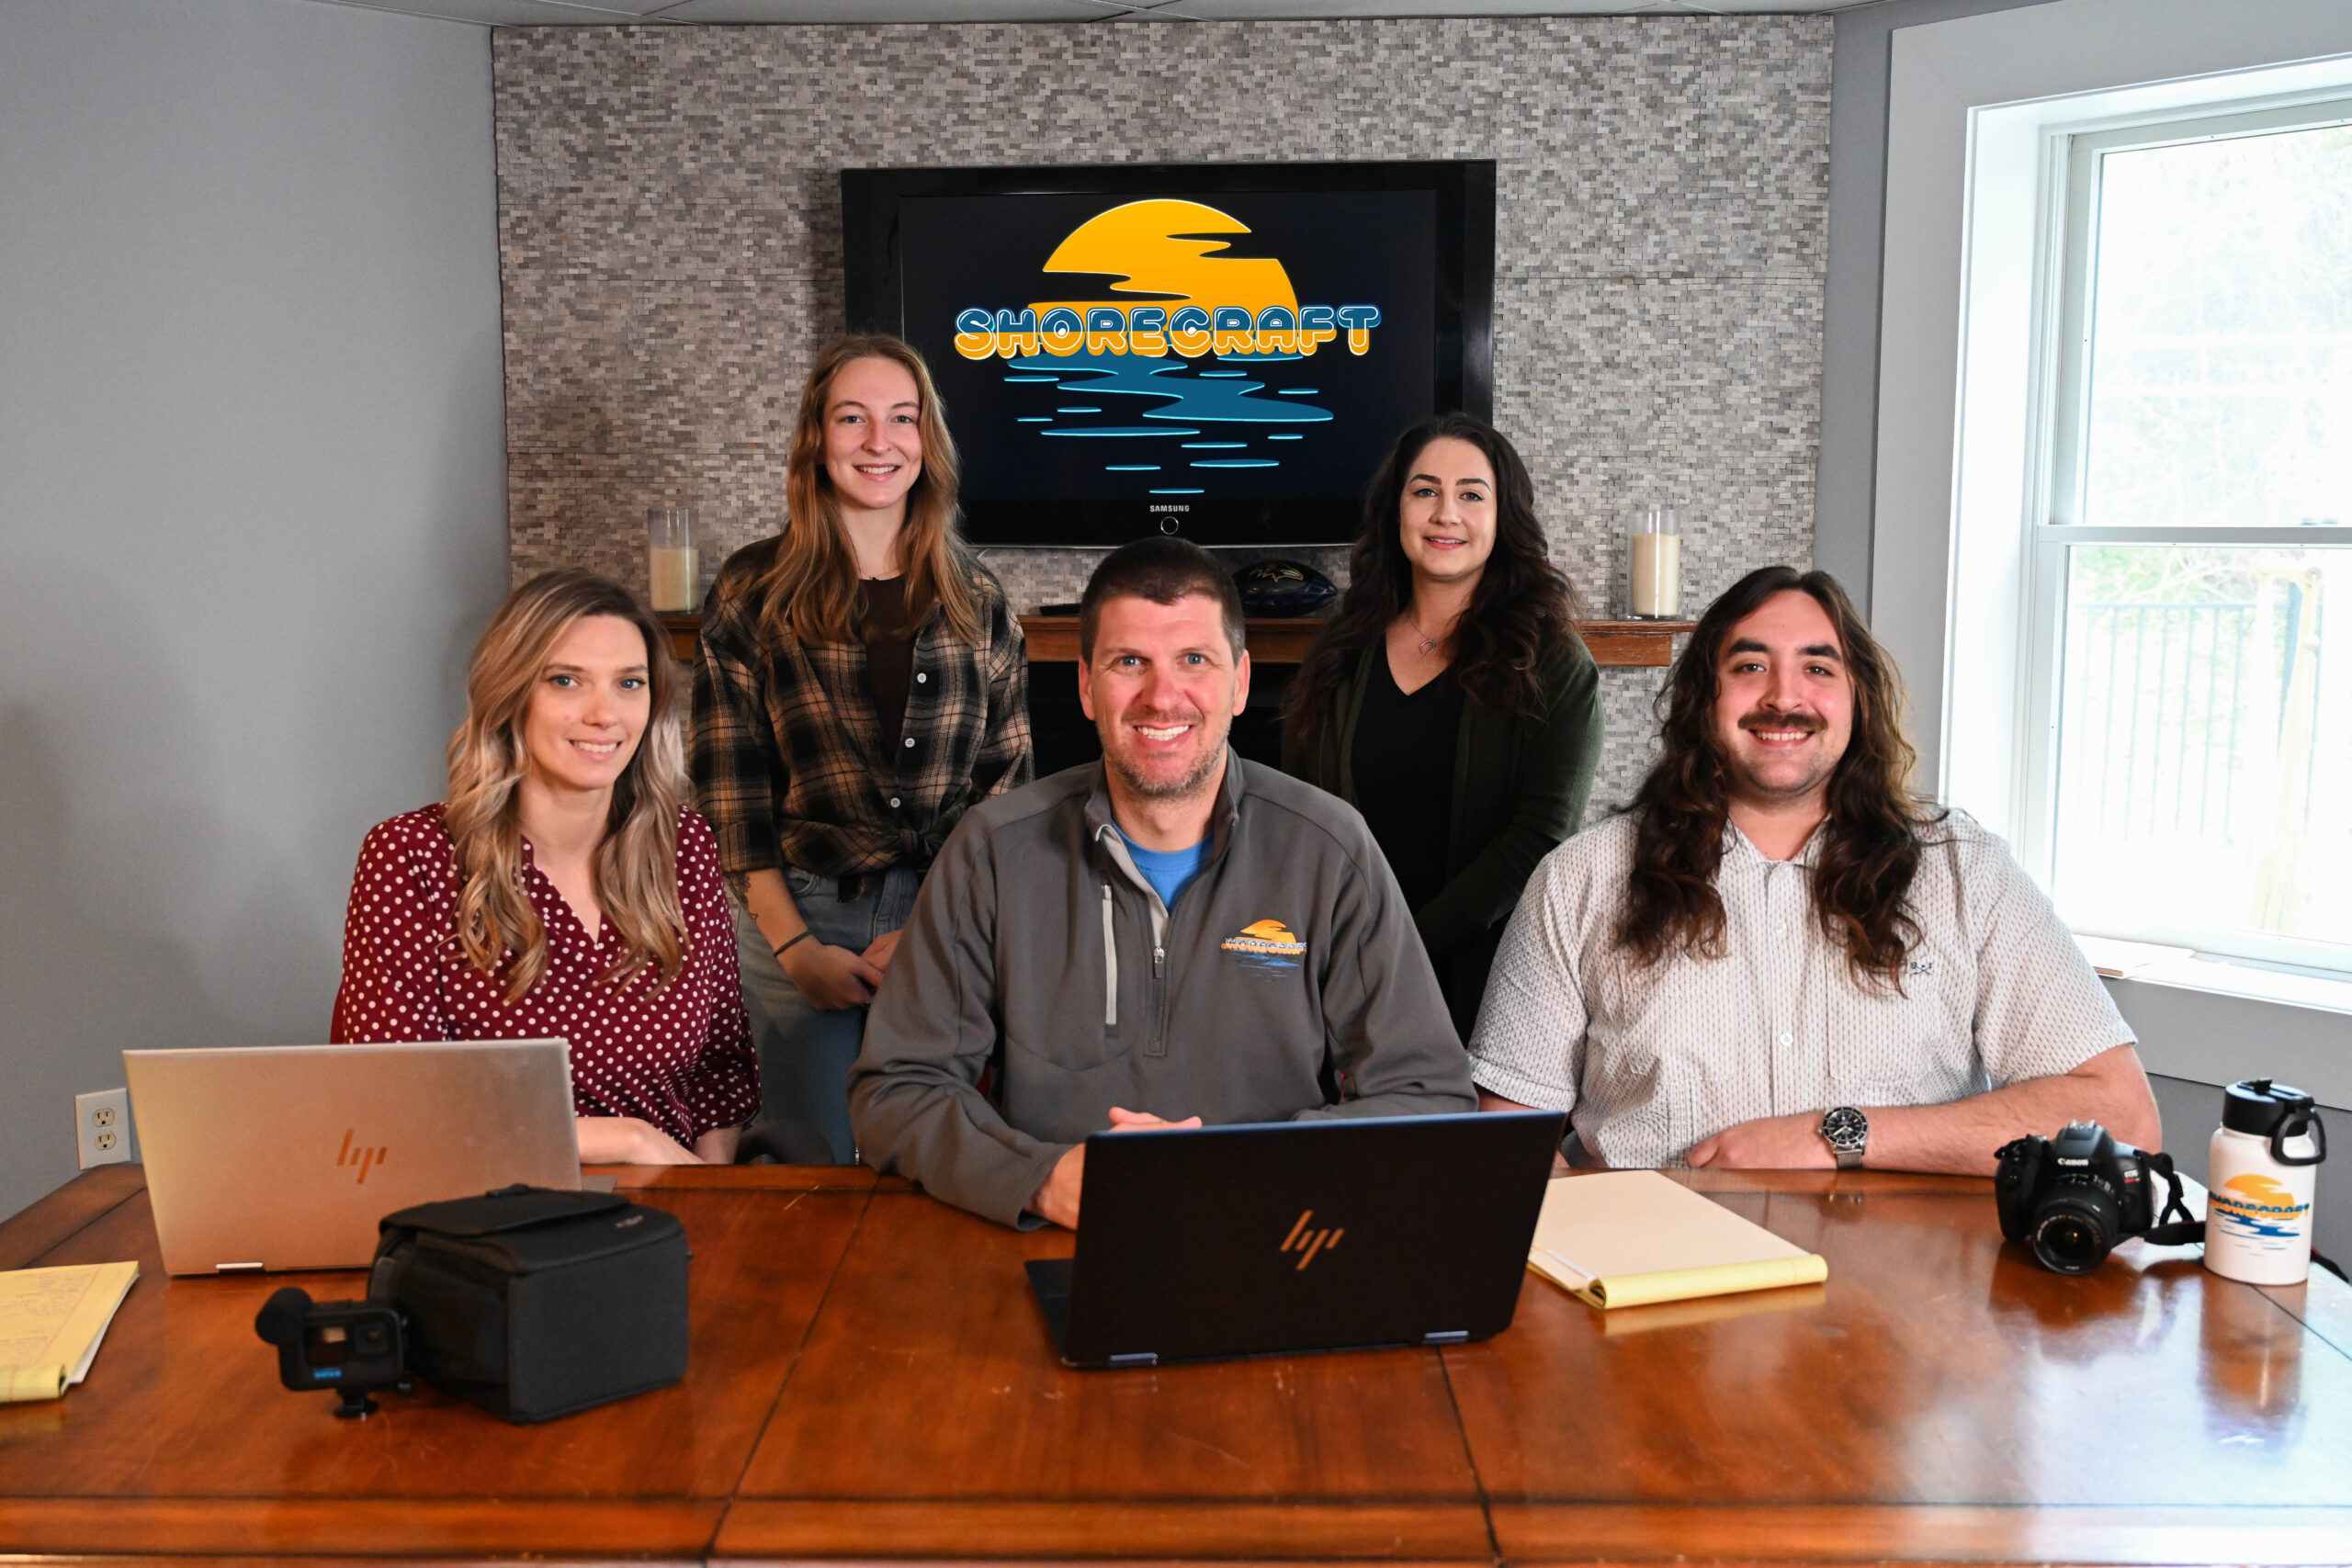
[2205, 1078, 2327, 1285]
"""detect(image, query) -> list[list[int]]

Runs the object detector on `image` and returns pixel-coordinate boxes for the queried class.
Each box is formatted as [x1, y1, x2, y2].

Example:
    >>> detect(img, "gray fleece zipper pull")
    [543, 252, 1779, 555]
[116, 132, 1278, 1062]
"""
[1101, 883, 1118, 1029]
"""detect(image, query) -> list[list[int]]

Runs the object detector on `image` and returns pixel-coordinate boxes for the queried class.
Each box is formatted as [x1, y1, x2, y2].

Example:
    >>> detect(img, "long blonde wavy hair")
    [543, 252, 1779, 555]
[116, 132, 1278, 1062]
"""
[755, 334, 983, 648]
[445, 570, 690, 1002]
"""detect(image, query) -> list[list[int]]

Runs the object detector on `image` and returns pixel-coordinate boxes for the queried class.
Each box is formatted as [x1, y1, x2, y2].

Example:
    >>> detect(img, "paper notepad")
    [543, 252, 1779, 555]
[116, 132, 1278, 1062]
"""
[0, 1262, 140, 1403]
[1527, 1171, 1826, 1310]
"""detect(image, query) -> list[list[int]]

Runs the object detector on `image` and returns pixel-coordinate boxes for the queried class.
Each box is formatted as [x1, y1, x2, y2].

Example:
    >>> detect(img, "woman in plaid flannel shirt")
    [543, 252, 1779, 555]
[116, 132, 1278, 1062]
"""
[691, 336, 1032, 1164]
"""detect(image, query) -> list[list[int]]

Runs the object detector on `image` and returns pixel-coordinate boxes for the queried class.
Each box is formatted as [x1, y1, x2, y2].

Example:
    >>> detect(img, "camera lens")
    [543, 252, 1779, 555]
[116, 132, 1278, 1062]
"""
[2030, 1185, 2120, 1274]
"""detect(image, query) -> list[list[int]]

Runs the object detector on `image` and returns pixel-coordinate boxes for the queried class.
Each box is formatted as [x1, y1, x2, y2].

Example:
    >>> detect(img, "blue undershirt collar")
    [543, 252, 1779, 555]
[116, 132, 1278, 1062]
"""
[1119, 831, 1210, 911]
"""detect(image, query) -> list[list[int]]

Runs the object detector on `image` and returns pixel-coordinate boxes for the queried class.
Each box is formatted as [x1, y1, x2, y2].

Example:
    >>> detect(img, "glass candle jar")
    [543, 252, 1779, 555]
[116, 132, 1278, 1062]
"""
[647, 507, 697, 614]
[1628, 506, 1681, 619]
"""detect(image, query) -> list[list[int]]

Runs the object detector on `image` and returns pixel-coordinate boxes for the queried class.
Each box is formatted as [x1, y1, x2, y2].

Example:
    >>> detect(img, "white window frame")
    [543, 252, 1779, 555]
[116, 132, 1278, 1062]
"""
[2013, 96, 2352, 975]
[1870, 0, 2352, 962]
[1872, 0, 2352, 780]
[1871, 0, 2352, 1102]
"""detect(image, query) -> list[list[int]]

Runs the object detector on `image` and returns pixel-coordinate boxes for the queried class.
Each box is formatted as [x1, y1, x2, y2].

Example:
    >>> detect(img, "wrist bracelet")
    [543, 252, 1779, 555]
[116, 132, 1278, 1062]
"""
[772, 931, 814, 961]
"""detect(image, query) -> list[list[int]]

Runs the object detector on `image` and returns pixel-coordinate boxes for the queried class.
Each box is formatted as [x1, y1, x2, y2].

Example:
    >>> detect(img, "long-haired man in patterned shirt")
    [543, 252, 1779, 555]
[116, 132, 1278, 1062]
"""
[1470, 565, 2159, 1174]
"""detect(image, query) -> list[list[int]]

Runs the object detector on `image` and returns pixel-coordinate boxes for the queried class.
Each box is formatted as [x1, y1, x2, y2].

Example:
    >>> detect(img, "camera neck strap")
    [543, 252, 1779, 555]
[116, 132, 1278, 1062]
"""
[2141, 1151, 2207, 1247]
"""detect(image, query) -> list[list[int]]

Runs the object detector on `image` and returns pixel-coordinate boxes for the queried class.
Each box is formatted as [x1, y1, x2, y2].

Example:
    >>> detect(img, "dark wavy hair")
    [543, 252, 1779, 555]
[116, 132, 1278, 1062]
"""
[1617, 565, 1944, 991]
[1287, 413, 1579, 739]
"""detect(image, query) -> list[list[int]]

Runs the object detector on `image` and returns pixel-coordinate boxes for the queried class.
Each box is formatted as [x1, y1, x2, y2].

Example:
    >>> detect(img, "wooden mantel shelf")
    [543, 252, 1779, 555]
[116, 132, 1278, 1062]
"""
[661, 614, 1693, 668]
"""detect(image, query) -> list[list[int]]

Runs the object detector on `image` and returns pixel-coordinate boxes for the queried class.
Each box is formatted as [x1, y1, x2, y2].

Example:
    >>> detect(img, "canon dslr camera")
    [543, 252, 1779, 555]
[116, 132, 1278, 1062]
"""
[1994, 1121, 2199, 1274]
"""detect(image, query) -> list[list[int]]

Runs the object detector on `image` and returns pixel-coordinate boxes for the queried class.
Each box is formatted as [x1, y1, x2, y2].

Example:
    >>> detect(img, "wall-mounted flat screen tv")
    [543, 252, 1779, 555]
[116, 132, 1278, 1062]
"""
[842, 161, 1495, 548]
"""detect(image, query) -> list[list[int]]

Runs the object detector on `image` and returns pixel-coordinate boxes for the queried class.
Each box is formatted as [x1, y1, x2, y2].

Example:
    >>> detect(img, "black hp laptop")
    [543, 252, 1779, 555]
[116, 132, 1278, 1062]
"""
[1025, 1110, 1566, 1368]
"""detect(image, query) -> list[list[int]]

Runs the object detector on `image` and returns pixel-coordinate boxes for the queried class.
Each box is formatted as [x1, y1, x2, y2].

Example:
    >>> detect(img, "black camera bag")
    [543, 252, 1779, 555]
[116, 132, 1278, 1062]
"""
[368, 1185, 688, 1424]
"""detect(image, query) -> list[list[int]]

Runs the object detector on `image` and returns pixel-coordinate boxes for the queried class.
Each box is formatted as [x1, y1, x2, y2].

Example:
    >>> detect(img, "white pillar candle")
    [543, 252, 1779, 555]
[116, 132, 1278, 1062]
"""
[1629, 530, 1680, 618]
[649, 545, 698, 613]
[646, 504, 697, 613]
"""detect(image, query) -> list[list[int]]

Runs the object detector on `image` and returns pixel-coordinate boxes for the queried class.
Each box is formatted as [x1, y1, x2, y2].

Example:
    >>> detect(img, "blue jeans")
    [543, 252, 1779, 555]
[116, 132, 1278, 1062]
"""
[729, 865, 922, 1165]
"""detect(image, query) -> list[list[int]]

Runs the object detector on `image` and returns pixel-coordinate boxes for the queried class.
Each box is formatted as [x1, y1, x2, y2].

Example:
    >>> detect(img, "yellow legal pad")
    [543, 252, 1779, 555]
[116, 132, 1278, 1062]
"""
[1527, 1170, 1827, 1310]
[0, 1261, 140, 1402]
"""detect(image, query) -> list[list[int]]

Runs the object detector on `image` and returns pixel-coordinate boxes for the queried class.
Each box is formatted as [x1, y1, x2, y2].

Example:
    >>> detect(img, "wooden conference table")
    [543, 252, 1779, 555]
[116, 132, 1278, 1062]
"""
[4, 1163, 2349, 1565]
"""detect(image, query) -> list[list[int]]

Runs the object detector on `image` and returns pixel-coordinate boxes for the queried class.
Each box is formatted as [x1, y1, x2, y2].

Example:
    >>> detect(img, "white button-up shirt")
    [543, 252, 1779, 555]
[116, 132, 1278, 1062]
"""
[1468, 811, 2132, 1168]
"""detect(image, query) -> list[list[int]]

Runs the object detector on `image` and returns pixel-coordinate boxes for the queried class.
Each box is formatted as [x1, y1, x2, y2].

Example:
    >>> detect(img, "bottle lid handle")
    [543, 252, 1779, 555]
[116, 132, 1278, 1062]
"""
[2272, 1108, 2328, 1168]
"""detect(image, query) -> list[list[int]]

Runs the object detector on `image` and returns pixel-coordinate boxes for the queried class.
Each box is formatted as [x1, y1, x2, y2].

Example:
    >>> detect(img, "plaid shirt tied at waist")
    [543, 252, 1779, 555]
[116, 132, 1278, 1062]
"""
[691, 537, 1033, 883]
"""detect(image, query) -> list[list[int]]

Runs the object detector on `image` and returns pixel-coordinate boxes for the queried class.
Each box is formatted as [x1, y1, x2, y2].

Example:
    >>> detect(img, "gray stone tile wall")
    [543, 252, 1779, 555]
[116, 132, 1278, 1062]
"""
[492, 16, 1830, 812]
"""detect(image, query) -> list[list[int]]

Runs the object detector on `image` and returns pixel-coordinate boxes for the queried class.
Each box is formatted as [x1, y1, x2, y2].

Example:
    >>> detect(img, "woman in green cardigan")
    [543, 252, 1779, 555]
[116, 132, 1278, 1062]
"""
[1282, 412, 1603, 1041]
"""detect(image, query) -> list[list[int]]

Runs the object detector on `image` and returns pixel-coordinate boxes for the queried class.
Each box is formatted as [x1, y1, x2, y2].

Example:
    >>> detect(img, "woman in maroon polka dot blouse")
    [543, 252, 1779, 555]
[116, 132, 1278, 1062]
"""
[332, 570, 759, 1164]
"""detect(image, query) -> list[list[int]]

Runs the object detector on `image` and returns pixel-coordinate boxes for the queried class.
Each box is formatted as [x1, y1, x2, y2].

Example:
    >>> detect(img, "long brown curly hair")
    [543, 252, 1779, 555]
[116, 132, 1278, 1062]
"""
[1617, 565, 1943, 991]
[444, 570, 689, 1003]
[755, 334, 982, 649]
[1286, 412, 1580, 739]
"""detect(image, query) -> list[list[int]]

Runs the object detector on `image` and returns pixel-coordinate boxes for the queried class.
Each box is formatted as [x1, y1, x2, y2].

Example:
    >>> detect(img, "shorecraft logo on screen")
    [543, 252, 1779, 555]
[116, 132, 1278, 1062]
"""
[946, 199, 1384, 499]
[953, 198, 1383, 361]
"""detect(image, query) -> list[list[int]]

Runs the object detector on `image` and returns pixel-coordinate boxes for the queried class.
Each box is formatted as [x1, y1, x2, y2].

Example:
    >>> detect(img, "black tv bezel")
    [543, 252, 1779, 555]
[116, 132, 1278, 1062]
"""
[842, 160, 1496, 549]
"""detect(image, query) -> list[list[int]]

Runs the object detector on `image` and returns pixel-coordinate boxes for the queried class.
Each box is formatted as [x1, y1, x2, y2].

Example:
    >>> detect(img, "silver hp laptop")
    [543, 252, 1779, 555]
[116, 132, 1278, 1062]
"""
[1026, 1110, 1566, 1368]
[126, 1040, 582, 1275]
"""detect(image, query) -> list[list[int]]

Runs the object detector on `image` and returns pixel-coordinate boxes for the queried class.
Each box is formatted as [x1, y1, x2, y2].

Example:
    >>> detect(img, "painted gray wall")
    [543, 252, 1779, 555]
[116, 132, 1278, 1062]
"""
[1815, 0, 2061, 606]
[492, 17, 1833, 812]
[0, 0, 510, 1223]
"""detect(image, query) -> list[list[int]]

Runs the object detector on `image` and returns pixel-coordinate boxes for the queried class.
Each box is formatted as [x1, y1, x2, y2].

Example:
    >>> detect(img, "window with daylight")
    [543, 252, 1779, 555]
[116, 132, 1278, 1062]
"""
[2030, 102, 2352, 975]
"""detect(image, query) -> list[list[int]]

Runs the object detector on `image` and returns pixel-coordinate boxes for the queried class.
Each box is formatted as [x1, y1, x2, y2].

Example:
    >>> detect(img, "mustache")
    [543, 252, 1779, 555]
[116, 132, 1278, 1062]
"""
[1738, 710, 1826, 736]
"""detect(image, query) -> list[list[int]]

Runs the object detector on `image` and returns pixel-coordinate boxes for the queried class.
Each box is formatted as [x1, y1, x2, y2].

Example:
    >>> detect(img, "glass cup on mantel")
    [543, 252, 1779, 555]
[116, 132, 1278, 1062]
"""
[1627, 506, 1682, 620]
[647, 507, 697, 614]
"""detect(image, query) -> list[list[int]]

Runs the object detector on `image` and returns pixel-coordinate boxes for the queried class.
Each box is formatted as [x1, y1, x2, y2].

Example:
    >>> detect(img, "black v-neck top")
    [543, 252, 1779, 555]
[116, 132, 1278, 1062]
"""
[863, 576, 913, 751]
[1350, 643, 1464, 914]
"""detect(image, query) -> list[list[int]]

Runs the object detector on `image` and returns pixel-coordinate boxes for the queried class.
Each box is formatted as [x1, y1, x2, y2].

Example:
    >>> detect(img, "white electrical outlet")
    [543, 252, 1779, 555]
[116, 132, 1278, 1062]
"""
[75, 1089, 131, 1169]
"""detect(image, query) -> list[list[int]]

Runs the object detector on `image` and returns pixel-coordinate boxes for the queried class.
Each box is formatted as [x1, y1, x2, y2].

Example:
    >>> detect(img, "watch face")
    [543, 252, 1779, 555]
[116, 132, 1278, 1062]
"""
[1821, 1107, 1868, 1149]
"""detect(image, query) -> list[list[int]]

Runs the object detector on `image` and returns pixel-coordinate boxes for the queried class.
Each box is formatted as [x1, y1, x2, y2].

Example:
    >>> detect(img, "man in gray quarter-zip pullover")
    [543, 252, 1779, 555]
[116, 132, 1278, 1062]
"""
[849, 537, 1476, 1229]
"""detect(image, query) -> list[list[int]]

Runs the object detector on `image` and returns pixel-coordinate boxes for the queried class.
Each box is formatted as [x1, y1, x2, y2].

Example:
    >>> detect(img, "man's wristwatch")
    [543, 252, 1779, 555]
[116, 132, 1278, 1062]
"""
[1819, 1106, 1869, 1170]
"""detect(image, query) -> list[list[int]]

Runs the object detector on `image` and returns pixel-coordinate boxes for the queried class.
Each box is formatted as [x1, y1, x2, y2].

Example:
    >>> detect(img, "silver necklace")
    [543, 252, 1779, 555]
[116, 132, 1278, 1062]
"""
[1408, 609, 1444, 655]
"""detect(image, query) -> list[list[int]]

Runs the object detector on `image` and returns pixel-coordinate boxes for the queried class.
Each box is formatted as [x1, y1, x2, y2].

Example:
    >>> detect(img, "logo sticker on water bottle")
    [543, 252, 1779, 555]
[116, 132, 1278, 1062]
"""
[2210, 1173, 2312, 1250]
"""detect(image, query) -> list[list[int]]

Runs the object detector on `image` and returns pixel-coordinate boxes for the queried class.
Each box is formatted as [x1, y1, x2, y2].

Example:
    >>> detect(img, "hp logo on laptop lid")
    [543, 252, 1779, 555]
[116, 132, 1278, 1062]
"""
[1278, 1210, 1344, 1269]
